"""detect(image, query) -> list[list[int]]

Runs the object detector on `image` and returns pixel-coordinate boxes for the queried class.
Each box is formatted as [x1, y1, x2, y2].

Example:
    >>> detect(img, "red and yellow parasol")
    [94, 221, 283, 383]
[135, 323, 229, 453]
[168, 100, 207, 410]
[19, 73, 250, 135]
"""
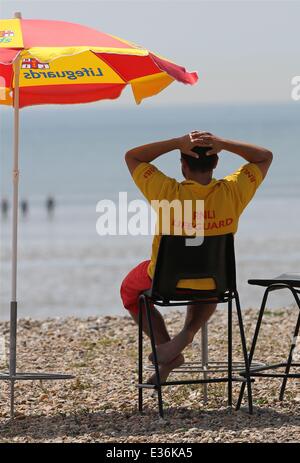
[0, 17, 198, 107]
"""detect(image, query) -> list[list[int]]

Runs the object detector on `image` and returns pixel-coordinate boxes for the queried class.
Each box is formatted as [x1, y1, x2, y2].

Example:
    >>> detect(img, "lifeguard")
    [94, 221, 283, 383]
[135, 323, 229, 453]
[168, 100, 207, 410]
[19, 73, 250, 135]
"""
[121, 131, 273, 383]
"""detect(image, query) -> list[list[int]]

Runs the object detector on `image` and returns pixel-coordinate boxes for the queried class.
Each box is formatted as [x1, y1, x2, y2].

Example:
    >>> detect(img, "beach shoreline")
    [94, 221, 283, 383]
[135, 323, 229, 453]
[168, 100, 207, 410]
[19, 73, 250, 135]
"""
[0, 308, 300, 443]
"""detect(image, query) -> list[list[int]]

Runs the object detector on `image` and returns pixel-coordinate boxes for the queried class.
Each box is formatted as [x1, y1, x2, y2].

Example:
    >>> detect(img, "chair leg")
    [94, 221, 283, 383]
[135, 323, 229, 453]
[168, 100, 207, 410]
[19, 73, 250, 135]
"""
[201, 322, 208, 403]
[228, 299, 233, 407]
[145, 297, 164, 418]
[138, 296, 144, 413]
[234, 292, 253, 414]
[279, 291, 300, 401]
[236, 287, 269, 410]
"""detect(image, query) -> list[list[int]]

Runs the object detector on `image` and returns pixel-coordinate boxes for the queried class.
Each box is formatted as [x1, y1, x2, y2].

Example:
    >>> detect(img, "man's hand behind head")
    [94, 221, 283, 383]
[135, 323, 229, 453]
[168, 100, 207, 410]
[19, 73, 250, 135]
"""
[178, 131, 216, 157]
[190, 132, 224, 156]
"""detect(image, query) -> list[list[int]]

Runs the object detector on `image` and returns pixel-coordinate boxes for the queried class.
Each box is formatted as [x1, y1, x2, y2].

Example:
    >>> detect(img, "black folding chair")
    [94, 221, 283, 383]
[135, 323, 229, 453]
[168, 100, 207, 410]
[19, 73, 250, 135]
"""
[137, 234, 253, 418]
[237, 274, 300, 409]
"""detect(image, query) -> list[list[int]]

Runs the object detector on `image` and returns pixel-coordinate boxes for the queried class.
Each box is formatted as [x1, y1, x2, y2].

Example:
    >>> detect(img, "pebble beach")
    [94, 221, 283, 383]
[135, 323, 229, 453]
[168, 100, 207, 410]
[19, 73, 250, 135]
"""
[0, 307, 300, 443]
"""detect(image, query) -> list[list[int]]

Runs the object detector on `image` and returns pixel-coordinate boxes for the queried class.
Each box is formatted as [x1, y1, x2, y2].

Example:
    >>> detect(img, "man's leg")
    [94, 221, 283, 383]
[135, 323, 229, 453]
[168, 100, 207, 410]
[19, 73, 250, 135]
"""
[130, 306, 185, 384]
[120, 261, 184, 383]
[154, 302, 217, 365]
[130, 305, 170, 345]
[121, 260, 171, 345]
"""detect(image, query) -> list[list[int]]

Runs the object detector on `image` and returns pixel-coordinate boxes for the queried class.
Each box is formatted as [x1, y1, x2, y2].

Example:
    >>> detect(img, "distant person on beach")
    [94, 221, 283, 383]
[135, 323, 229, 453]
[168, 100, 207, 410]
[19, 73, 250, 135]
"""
[46, 196, 55, 218]
[1, 198, 9, 218]
[20, 199, 28, 217]
[121, 131, 273, 384]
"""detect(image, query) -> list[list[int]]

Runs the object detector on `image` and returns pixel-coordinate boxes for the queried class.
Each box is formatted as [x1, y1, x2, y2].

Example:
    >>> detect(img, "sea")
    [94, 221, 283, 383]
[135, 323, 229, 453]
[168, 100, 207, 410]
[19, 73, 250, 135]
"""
[0, 102, 299, 320]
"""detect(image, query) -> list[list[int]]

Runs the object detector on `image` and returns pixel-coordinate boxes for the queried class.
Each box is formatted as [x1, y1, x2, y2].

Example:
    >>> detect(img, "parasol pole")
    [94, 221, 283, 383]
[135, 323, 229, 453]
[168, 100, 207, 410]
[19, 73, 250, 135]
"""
[9, 11, 22, 419]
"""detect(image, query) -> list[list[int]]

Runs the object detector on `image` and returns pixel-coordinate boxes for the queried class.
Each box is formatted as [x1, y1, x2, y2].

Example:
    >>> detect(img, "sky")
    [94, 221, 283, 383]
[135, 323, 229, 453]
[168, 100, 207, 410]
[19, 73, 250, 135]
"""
[0, 0, 299, 106]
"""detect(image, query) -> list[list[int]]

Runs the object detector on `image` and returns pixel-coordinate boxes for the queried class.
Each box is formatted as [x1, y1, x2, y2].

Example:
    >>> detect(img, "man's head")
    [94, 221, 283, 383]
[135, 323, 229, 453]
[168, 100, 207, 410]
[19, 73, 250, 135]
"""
[180, 146, 219, 180]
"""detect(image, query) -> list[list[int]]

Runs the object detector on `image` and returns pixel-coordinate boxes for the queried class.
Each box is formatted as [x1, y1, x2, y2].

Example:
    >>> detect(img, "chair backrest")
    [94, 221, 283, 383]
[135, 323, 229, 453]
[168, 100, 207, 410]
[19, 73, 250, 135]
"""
[150, 234, 237, 300]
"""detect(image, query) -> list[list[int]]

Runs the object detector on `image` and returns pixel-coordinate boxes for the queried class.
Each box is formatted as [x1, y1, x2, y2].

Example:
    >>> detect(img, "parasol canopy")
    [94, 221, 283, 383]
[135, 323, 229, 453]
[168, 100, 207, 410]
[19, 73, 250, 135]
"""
[0, 18, 198, 107]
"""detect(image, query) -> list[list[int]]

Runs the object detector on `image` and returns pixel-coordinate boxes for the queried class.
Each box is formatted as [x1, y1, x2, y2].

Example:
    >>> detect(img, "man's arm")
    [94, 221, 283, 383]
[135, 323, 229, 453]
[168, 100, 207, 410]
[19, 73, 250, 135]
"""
[220, 139, 273, 179]
[125, 133, 200, 176]
[194, 132, 273, 179]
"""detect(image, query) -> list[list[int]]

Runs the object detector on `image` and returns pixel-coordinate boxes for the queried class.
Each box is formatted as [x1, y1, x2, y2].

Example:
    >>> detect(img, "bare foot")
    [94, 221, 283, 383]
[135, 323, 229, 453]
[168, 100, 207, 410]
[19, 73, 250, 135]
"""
[148, 329, 191, 365]
[147, 354, 184, 385]
[148, 350, 178, 364]
[154, 335, 188, 365]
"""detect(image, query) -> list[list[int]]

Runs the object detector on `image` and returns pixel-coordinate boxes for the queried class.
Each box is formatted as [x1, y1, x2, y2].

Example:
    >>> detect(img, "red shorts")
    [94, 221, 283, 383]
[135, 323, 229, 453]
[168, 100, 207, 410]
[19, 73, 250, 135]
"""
[120, 260, 152, 315]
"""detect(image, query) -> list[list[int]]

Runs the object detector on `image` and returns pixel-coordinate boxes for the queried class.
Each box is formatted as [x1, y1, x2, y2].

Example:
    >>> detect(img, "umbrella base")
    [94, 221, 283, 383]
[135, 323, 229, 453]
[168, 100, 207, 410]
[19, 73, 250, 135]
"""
[0, 371, 74, 381]
[0, 371, 74, 420]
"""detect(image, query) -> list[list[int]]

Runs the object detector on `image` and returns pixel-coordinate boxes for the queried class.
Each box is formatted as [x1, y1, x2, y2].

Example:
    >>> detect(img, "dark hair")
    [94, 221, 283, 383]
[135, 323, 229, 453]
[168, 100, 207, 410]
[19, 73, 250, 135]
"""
[181, 146, 218, 172]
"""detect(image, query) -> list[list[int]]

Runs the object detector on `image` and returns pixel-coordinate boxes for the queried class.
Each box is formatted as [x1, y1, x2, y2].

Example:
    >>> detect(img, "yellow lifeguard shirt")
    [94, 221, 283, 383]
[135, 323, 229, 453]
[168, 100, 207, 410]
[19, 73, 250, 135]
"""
[132, 162, 263, 290]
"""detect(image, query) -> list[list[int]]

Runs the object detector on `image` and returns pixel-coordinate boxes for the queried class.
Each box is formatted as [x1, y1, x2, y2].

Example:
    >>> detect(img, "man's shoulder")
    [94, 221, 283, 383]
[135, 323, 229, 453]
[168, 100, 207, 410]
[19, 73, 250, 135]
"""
[132, 162, 157, 181]
[223, 163, 263, 184]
